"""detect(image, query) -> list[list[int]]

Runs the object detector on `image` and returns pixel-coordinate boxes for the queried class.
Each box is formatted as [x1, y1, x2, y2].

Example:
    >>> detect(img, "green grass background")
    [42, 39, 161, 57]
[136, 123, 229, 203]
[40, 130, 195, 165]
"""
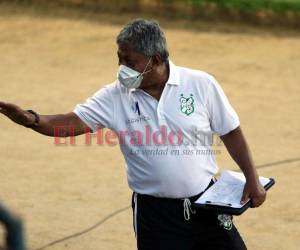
[7, 0, 300, 28]
[12, 0, 300, 12]
[169, 0, 300, 12]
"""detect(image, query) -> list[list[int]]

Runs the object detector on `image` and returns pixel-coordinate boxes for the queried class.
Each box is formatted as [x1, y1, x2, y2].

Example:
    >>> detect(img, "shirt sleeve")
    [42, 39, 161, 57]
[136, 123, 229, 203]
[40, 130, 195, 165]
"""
[73, 86, 114, 133]
[206, 76, 240, 136]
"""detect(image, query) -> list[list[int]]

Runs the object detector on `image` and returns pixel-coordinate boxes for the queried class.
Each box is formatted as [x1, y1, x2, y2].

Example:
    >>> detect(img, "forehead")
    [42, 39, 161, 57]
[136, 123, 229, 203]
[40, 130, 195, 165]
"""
[117, 42, 146, 60]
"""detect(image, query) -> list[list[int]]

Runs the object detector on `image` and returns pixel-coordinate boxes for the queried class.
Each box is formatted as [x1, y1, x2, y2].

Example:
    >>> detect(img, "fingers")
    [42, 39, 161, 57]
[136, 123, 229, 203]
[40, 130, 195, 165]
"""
[0, 101, 8, 109]
[251, 198, 262, 208]
[0, 106, 8, 116]
[241, 183, 267, 208]
[251, 198, 263, 207]
[0, 102, 6, 112]
[0, 102, 18, 110]
[0, 104, 9, 116]
[0, 102, 20, 117]
[240, 186, 250, 205]
[0, 102, 9, 114]
[251, 190, 267, 208]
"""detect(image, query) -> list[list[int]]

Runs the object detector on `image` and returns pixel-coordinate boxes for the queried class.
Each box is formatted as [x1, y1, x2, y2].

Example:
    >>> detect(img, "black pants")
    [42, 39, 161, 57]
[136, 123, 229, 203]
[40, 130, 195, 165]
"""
[131, 186, 247, 250]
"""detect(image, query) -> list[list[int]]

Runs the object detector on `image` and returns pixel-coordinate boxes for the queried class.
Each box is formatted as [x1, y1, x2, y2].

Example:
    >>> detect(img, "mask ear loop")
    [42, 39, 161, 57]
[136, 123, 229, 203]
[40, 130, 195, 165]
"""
[140, 57, 152, 76]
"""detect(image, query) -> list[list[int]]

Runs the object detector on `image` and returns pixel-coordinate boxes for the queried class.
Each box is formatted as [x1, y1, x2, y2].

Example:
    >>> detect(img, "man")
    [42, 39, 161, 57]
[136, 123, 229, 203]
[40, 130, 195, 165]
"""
[0, 19, 266, 249]
[0, 204, 26, 250]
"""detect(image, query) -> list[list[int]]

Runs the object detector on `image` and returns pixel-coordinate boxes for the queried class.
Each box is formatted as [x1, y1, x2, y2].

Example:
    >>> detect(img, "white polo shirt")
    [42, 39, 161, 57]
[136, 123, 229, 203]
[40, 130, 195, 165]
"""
[73, 61, 240, 198]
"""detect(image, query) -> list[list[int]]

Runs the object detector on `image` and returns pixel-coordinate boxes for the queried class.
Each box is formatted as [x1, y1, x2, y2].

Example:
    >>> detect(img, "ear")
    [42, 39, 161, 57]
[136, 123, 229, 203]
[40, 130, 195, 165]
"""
[151, 54, 163, 67]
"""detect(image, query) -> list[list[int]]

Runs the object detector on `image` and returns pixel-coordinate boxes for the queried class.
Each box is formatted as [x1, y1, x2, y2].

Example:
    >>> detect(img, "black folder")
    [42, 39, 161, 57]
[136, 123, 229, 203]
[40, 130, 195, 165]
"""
[193, 177, 275, 216]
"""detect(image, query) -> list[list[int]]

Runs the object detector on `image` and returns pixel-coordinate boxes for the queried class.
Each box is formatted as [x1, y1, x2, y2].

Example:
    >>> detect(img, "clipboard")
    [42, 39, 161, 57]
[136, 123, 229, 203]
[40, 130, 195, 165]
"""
[193, 171, 275, 216]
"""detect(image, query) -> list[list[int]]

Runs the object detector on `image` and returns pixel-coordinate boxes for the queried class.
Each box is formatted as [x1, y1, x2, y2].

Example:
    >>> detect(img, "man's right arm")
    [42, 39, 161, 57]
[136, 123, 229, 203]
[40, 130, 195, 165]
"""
[0, 101, 88, 137]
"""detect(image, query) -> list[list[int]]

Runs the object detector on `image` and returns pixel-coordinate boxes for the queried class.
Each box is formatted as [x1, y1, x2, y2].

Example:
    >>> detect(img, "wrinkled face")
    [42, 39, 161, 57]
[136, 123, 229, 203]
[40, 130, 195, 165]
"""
[117, 42, 154, 88]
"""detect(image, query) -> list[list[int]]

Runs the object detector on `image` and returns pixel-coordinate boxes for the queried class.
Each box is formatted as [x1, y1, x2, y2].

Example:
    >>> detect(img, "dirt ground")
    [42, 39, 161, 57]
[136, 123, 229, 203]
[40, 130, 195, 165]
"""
[0, 3, 299, 250]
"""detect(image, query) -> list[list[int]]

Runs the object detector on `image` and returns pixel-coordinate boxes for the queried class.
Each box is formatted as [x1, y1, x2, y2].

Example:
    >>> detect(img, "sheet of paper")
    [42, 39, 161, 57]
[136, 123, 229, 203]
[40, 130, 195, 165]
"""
[195, 170, 271, 208]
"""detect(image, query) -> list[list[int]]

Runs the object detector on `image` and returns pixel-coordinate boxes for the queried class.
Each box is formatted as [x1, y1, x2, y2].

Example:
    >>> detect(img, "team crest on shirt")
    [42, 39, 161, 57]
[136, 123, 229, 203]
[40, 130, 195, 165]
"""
[217, 214, 233, 230]
[180, 94, 195, 116]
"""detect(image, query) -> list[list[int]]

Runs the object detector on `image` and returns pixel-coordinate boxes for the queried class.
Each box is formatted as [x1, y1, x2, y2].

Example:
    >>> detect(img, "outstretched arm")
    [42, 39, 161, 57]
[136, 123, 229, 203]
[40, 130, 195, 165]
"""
[0, 101, 88, 137]
[220, 126, 266, 207]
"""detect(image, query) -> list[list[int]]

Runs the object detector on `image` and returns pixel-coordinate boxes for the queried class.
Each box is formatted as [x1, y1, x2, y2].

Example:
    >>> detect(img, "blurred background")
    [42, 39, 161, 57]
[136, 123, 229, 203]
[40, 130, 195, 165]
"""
[0, 0, 299, 250]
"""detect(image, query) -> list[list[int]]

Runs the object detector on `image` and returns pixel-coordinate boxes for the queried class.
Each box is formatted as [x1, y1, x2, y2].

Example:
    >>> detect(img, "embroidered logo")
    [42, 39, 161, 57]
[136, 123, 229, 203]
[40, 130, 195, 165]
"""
[180, 94, 195, 116]
[217, 214, 233, 230]
[131, 101, 141, 116]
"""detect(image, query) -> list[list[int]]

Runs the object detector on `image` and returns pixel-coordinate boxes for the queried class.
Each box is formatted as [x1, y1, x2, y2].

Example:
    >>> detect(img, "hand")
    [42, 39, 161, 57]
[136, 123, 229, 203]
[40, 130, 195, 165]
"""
[0, 101, 35, 127]
[241, 179, 266, 208]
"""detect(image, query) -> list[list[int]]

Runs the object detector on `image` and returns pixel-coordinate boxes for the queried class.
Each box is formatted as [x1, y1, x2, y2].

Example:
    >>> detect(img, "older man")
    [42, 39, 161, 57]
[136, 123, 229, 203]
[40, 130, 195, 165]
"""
[0, 19, 266, 249]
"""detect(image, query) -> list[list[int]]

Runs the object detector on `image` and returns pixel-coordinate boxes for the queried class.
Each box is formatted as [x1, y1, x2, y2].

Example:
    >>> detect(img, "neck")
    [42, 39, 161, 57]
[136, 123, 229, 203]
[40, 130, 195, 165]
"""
[140, 62, 169, 101]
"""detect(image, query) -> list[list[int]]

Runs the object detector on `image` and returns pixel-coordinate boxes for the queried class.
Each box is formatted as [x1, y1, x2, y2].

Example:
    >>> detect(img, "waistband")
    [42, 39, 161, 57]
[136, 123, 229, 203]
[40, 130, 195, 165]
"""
[188, 178, 216, 202]
[135, 178, 216, 203]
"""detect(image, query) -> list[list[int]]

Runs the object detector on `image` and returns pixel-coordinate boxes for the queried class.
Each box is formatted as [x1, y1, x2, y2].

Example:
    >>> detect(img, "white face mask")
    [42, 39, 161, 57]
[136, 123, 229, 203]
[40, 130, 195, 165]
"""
[117, 58, 152, 89]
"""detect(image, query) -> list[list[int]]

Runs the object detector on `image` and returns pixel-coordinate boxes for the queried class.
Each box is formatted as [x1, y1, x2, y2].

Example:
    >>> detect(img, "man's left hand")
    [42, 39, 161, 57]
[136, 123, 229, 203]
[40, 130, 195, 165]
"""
[241, 180, 266, 207]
